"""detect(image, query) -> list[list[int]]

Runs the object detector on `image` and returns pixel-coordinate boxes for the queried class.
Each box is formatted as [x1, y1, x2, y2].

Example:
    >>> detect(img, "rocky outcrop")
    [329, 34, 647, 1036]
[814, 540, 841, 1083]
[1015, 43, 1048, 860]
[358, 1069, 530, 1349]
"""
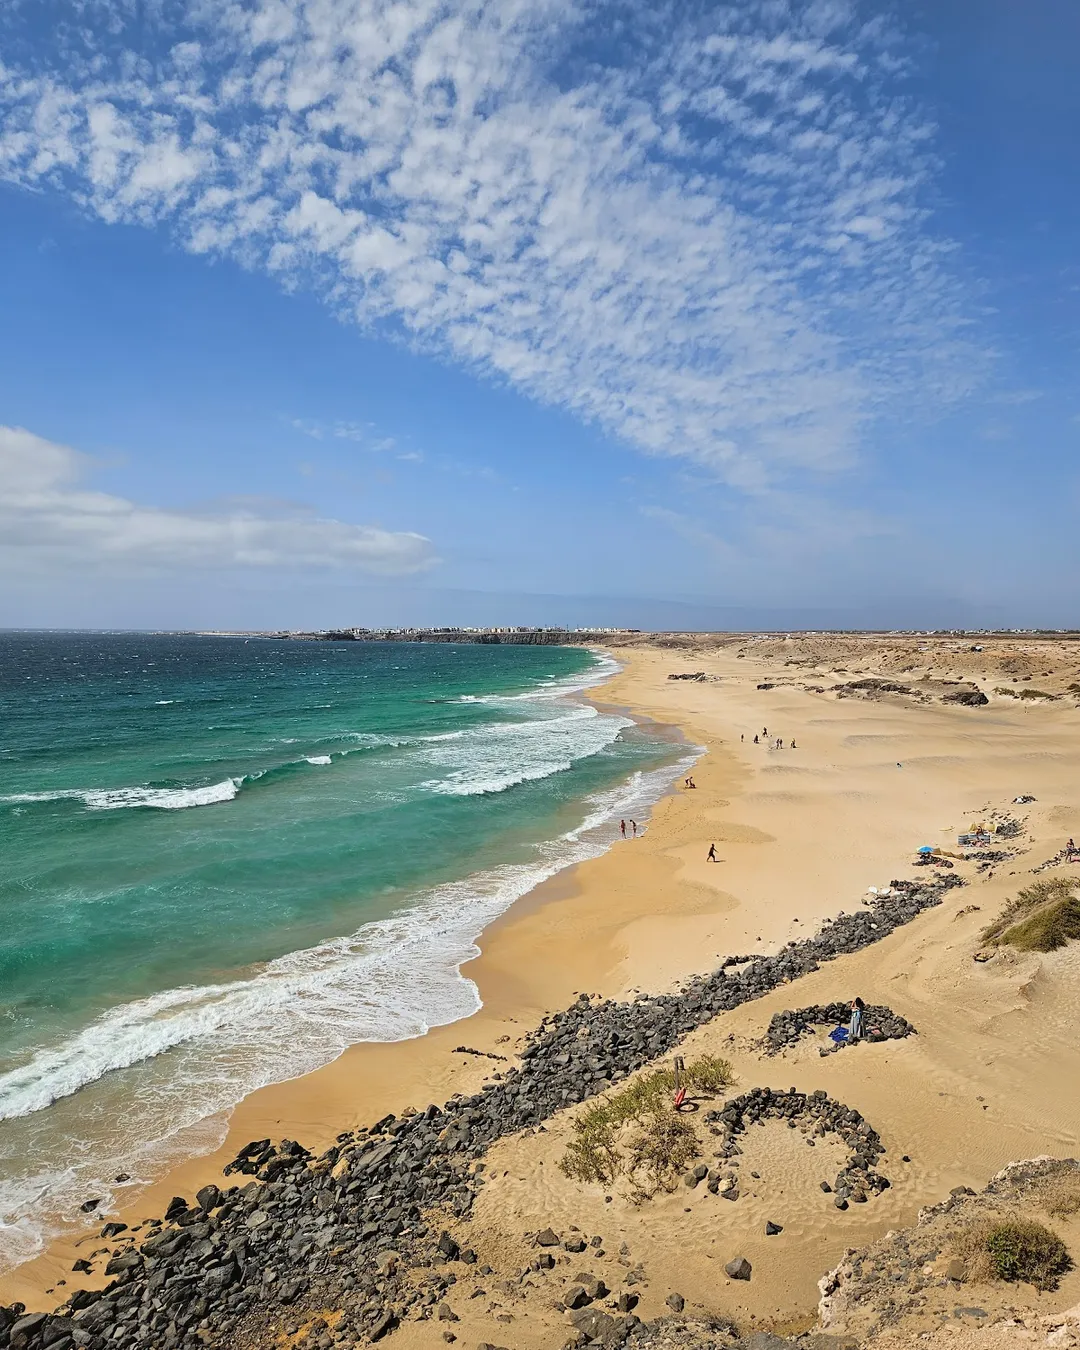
[817, 1157, 1080, 1342]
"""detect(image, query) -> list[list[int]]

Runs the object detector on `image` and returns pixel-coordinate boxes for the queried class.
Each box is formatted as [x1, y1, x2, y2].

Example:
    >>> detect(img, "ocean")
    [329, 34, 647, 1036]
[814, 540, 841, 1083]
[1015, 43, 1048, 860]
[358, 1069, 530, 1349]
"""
[0, 633, 691, 1270]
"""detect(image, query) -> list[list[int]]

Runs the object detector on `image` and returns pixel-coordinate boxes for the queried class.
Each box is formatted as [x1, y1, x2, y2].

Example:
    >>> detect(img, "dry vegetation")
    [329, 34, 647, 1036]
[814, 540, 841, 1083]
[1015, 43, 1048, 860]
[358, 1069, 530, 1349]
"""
[981, 876, 1080, 952]
[559, 1055, 734, 1200]
[1037, 1172, 1080, 1222]
[955, 1217, 1072, 1290]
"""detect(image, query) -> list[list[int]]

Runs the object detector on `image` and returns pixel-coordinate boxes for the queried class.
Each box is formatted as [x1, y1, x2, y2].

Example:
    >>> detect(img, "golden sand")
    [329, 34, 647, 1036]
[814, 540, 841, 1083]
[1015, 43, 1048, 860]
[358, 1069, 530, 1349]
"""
[5, 637, 1080, 1343]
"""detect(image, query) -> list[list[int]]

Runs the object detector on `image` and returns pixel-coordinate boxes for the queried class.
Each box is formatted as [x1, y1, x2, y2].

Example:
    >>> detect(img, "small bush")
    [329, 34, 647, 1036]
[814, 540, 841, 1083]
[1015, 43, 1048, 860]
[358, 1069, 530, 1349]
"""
[981, 876, 1080, 950]
[1002, 895, 1080, 952]
[625, 1109, 699, 1200]
[994, 686, 1018, 697]
[685, 1054, 735, 1094]
[1038, 1175, 1080, 1220]
[983, 1220, 1071, 1289]
[1018, 688, 1056, 700]
[558, 1055, 733, 1188]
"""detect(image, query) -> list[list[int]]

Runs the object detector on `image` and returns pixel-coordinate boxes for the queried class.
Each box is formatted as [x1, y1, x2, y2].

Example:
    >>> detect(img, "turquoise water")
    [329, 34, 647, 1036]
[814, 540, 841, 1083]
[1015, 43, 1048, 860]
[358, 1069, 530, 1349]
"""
[0, 633, 691, 1268]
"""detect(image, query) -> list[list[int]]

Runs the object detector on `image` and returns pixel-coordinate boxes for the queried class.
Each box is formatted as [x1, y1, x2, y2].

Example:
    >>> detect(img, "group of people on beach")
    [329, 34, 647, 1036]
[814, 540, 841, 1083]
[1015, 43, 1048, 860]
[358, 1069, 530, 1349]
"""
[619, 818, 639, 838]
[705, 728, 800, 862]
[744, 725, 796, 750]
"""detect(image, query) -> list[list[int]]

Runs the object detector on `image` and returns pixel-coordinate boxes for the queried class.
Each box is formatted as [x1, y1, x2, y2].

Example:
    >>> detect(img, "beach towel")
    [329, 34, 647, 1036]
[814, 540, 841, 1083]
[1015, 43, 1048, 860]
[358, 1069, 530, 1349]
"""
[829, 1027, 849, 1044]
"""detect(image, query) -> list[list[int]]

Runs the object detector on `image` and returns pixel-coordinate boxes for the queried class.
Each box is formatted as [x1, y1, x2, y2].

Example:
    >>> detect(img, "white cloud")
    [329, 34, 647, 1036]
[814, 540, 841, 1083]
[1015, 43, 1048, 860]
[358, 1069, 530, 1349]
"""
[0, 426, 436, 574]
[0, 1, 984, 484]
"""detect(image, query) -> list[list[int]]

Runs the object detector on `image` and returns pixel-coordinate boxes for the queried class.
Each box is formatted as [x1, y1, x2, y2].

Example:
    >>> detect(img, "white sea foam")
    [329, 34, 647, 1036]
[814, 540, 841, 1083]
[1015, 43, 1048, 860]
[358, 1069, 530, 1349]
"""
[0, 650, 699, 1271]
[1, 780, 240, 811]
[0, 746, 698, 1125]
[305, 755, 332, 766]
[419, 703, 633, 797]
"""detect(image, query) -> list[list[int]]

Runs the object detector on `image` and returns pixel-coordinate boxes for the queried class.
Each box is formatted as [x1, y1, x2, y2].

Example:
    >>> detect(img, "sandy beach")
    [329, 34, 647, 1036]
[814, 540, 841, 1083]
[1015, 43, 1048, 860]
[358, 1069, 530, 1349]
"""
[6, 636, 1080, 1345]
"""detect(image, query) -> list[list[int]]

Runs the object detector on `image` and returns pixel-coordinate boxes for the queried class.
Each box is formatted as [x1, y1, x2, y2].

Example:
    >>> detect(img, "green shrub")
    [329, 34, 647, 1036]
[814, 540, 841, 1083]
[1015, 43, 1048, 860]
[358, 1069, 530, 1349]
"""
[625, 1109, 699, 1199]
[684, 1054, 735, 1094]
[982, 877, 1080, 952]
[984, 1220, 1070, 1289]
[1002, 896, 1080, 952]
[558, 1055, 733, 1188]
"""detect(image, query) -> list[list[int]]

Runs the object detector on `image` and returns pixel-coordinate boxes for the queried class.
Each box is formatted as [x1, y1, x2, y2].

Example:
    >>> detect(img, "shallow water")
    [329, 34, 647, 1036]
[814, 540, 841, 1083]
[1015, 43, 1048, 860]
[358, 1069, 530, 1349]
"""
[0, 633, 690, 1269]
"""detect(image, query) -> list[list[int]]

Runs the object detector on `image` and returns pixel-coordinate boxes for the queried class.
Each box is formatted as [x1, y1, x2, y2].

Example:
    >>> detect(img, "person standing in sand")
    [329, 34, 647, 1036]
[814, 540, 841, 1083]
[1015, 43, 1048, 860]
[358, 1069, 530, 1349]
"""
[849, 997, 866, 1043]
[707, 843, 717, 862]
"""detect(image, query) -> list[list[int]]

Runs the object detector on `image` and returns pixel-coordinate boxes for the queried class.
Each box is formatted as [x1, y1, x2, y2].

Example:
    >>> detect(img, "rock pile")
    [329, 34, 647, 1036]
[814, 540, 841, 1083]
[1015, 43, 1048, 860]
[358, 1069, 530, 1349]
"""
[941, 689, 989, 706]
[764, 1004, 915, 1055]
[0, 875, 961, 1350]
[705, 1088, 890, 1210]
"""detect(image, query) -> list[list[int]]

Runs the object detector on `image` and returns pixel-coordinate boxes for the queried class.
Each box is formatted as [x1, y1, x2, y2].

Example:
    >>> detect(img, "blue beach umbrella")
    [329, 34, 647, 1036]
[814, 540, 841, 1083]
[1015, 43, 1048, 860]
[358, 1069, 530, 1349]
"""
[917, 846, 934, 854]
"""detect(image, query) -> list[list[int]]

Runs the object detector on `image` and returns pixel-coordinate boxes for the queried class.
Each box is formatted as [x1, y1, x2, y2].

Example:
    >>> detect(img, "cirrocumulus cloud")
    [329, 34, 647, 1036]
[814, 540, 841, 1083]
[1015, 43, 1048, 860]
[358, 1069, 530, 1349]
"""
[0, 0, 984, 485]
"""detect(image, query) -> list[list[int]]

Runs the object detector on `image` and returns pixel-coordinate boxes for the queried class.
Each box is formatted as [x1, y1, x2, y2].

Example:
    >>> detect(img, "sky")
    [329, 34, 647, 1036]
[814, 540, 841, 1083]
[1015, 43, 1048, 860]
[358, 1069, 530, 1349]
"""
[0, 0, 1077, 631]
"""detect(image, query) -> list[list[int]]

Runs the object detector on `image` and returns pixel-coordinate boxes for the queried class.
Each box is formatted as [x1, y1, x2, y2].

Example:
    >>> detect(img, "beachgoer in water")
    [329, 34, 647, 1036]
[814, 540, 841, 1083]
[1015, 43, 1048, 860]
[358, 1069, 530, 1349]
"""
[777, 738, 783, 749]
[753, 734, 759, 744]
[740, 733, 744, 742]
[631, 820, 638, 837]
[763, 727, 768, 737]
[849, 997, 866, 1042]
[707, 843, 717, 862]
[620, 819, 626, 837]
[790, 739, 796, 749]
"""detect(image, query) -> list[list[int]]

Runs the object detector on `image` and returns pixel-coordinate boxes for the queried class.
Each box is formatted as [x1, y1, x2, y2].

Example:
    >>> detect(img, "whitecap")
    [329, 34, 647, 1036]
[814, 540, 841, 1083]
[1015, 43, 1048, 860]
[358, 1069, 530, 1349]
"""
[1, 780, 240, 811]
[0, 740, 701, 1272]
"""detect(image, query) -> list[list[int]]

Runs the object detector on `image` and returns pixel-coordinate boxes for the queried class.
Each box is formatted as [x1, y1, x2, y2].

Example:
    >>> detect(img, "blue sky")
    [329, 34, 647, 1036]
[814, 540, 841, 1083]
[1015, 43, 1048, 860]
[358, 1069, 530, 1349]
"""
[0, 0, 1077, 630]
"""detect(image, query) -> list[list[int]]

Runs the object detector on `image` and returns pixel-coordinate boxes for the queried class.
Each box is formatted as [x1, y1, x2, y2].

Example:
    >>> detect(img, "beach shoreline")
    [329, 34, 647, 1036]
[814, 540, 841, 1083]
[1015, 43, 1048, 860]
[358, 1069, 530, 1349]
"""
[0, 647, 710, 1310]
[6, 634, 1080, 1334]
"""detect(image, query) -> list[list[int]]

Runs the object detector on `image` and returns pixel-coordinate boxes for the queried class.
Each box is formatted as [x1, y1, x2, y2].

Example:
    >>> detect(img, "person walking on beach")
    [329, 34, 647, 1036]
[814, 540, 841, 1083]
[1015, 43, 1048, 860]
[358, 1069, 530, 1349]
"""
[849, 997, 866, 1043]
[620, 819, 626, 837]
[707, 843, 717, 862]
